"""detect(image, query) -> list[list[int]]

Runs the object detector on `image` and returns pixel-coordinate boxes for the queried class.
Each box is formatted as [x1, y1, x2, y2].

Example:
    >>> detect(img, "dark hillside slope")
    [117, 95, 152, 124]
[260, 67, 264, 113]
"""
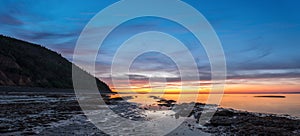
[0, 35, 112, 93]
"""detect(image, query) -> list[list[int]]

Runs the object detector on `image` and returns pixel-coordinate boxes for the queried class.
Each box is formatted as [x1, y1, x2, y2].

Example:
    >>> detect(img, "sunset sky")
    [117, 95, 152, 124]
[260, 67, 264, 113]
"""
[0, 0, 299, 93]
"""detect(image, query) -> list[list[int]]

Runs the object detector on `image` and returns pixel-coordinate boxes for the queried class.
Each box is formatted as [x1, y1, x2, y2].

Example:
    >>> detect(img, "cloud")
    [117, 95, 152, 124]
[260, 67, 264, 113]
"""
[128, 74, 149, 80]
[229, 61, 300, 71]
[15, 31, 78, 41]
[0, 14, 23, 25]
[228, 69, 300, 80]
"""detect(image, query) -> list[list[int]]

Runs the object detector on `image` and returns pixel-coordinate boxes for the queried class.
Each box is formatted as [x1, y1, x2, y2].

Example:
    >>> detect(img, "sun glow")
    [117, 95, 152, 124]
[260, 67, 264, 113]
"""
[109, 77, 300, 94]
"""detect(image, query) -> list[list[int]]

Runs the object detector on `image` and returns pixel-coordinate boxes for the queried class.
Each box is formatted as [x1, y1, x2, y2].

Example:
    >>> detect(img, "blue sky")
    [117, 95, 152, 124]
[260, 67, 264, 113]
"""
[0, 0, 299, 92]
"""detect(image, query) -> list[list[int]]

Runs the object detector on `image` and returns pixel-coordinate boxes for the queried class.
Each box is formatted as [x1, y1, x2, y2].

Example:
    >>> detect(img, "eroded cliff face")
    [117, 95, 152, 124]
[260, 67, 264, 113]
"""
[0, 54, 30, 86]
[0, 48, 57, 87]
[0, 35, 112, 93]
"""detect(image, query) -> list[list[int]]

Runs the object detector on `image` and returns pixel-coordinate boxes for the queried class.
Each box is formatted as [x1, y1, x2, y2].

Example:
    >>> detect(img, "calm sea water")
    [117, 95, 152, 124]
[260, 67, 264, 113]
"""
[113, 93, 300, 117]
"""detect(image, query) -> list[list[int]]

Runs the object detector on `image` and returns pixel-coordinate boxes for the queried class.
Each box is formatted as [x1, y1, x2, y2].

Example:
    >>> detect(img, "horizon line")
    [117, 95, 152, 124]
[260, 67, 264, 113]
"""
[115, 91, 300, 94]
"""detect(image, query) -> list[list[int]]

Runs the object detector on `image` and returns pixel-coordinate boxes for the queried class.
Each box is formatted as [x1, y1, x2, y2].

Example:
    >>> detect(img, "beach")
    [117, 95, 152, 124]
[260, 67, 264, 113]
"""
[1, 89, 300, 135]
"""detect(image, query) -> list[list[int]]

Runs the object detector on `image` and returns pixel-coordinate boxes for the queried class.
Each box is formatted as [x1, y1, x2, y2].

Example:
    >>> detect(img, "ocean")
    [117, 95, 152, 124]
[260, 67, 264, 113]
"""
[112, 93, 300, 117]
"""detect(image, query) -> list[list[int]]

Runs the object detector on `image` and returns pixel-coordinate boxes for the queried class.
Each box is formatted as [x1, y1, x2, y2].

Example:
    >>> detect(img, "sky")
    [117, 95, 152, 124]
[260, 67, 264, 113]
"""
[0, 0, 300, 93]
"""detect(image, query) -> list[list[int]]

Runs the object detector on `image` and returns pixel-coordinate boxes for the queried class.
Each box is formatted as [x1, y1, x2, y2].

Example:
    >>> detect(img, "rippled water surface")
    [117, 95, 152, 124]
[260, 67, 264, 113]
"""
[113, 93, 300, 117]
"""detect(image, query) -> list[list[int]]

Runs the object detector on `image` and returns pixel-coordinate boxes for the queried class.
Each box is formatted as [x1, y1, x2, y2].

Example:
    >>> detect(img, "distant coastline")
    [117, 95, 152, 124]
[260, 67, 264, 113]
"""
[254, 95, 286, 98]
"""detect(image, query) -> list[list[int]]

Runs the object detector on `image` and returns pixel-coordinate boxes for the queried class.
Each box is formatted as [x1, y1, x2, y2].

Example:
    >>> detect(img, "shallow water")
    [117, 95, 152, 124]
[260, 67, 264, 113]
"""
[1, 92, 299, 135]
[113, 93, 300, 117]
[1, 93, 203, 135]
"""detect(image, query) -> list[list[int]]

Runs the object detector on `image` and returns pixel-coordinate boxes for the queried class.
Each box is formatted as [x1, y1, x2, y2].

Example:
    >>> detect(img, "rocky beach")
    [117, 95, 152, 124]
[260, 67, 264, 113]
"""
[1, 89, 300, 136]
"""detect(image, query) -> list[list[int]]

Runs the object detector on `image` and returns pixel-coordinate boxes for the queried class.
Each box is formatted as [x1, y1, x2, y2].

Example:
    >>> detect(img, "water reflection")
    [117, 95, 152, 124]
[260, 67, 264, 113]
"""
[110, 93, 300, 117]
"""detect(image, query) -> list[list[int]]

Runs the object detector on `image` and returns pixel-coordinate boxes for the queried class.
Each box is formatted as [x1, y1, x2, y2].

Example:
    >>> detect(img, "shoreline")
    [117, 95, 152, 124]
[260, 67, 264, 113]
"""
[200, 108, 300, 135]
[218, 106, 300, 120]
[1, 90, 299, 135]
